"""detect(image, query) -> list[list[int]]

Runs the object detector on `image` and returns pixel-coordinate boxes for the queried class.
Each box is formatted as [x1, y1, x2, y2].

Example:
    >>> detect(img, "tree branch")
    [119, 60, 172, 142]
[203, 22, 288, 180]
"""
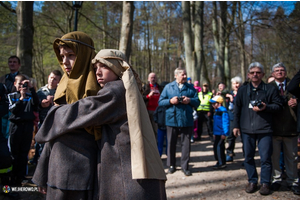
[0, 1, 16, 13]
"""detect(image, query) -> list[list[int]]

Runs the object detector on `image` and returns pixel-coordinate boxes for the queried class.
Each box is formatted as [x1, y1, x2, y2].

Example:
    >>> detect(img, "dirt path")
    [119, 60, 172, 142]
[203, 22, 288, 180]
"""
[162, 134, 300, 200]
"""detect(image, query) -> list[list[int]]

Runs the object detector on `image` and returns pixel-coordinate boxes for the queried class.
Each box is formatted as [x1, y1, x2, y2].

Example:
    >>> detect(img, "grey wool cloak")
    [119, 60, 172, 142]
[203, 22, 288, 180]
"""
[33, 80, 167, 200]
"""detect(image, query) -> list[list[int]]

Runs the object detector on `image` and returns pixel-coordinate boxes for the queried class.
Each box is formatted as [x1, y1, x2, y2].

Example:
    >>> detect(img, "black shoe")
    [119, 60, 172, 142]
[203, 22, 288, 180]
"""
[288, 185, 300, 195]
[259, 183, 270, 195]
[168, 166, 176, 174]
[270, 182, 281, 191]
[245, 182, 258, 193]
[213, 164, 227, 170]
[181, 169, 192, 176]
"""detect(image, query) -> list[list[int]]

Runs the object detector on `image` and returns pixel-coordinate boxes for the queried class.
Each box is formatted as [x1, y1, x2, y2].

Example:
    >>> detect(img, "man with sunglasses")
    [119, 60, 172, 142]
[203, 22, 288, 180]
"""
[233, 62, 282, 195]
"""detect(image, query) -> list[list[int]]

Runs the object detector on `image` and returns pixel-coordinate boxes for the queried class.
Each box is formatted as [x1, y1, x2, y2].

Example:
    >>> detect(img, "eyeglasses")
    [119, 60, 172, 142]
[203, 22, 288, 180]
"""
[249, 71, 262, 75]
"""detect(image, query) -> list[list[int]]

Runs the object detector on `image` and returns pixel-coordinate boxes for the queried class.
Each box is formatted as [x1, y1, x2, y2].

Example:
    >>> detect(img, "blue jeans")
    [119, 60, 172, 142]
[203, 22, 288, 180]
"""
[157, 128, 167, 157]
[243, 132, 273, 184]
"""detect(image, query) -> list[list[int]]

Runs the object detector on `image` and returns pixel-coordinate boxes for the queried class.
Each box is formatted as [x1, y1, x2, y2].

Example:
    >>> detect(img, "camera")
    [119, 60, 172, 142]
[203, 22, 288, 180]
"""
[178, 96, 184, 103]
[22, 82, 28, 88]
[250, 100, 263, 108]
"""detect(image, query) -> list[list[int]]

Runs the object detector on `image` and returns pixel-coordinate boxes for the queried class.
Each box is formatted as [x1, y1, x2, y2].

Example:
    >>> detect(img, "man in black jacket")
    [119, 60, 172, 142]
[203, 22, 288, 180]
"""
[233, 62, 282, 195]
[268, 63, 299, 195]
[287, 68, 300, 134]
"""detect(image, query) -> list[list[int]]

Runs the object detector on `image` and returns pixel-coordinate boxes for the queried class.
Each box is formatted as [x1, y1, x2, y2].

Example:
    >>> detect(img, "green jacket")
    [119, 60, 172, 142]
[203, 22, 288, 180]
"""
[197, 91, 212, 111]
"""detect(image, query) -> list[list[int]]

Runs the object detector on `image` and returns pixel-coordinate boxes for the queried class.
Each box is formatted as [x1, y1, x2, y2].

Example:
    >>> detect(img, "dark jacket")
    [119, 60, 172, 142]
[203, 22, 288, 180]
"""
[0, 83, 8, 119]
[8, 88, 39, 123]
[233, 81, 282, 134]
[33, 80, 166, 198]
[269, 79, 298, 136]
[287, 69, 300, 99]
[0, 72, 19, 93]
[37, 85, 56, 123]
[158, 81, 200, 127]
[287, 69, 300, 133]
[153, 105, 167, 130]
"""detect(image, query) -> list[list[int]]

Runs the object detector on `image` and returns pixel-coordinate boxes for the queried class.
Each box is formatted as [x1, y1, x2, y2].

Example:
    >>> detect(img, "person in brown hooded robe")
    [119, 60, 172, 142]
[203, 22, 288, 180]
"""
[34, 49, 167, 199]
[32, 31, 101, 199]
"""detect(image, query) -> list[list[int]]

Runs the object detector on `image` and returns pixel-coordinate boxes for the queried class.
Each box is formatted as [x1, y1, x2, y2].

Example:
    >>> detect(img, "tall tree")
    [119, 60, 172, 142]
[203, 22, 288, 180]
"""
[194, 1, 209, 84]
[16, 1, 34, 77]
[212, 1, 227, 83]
[119, 1, 135, 61]
[182, 1, 194, 77]
[235, 2, 246, 81]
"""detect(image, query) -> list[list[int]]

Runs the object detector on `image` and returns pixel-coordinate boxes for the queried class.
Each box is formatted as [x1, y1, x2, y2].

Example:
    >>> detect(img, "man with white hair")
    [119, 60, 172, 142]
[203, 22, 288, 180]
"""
[233, 62, 282, 195]
[268, 63, 299, 195]
[225, 76, 242, 162]
[159, 67, 200, 176]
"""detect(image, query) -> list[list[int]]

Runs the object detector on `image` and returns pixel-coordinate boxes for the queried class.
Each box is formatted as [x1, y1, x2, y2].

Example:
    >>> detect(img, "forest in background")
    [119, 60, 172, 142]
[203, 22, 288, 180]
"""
[0, 1, 299, 90]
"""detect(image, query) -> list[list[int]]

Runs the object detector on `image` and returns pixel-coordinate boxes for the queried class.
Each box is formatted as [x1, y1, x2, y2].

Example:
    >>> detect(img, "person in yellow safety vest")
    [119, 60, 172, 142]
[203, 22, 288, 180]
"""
[196, 82, 214, 142]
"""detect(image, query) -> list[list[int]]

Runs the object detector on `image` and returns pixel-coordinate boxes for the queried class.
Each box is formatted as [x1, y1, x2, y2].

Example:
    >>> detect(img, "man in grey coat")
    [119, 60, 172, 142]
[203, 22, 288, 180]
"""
[159, 67, 200, 176]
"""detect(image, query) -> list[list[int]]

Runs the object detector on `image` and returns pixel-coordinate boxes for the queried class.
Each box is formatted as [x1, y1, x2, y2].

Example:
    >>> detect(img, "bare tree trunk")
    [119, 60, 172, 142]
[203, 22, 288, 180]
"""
[224, 2, 236, 87]
[194, 1, 201, 82]
[236, 2, 246, 81]
[182, 1, 194, 76]
[119, 1, 134, 61]
[17, 1, 34, 77]
[102, 2, 108, 49]
[212, 2, 220, 82]
[224, 40, 230, 87]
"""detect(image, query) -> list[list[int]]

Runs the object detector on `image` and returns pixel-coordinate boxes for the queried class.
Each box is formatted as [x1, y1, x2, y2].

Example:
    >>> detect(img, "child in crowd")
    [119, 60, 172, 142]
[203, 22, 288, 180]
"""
[209, 95, 230, 169]
[8, 74, 39, 185]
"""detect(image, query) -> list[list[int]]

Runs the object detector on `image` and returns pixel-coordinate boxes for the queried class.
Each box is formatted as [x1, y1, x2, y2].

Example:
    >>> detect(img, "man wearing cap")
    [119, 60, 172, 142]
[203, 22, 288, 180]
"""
[158, 68, 200, 176]
[233, 62, 282, 195]
[196, 82, 213, 142]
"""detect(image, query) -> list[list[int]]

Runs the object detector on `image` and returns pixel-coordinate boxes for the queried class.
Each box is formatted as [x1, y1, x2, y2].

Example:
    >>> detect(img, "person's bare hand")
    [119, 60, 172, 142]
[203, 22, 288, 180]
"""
[148, 91, 155, 97]
[170, 96, 179, 105]
[207, 112, 211, 117]
[181, 96, 190, 104]
[221, 135, 226, 140]
[38, 186, 47, 194]
[288, 98, 297, 108]
[41, 99, 51, 108]
[233, 128, 240, 137]
[226, 94, 233, 102]
[252, 102, 266, 112]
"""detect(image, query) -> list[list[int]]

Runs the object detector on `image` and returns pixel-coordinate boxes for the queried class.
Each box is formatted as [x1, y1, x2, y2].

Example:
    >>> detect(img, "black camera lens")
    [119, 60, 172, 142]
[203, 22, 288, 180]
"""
[23, 82, 28, 88]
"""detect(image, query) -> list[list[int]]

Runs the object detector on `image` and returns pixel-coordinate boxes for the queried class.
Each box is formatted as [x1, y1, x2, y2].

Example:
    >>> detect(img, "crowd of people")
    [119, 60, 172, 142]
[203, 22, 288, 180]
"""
[144, 62, 300, 196]
[0, 30, 300, 199]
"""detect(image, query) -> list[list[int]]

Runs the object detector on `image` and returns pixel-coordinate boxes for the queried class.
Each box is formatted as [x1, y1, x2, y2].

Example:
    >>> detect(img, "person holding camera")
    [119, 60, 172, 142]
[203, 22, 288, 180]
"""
[158, 67, 200, 176]
[268, 63, 300, 195]
[143, 72, 161, 138]
[233, 62, 282, 195]
[7, 74, 39, 186]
